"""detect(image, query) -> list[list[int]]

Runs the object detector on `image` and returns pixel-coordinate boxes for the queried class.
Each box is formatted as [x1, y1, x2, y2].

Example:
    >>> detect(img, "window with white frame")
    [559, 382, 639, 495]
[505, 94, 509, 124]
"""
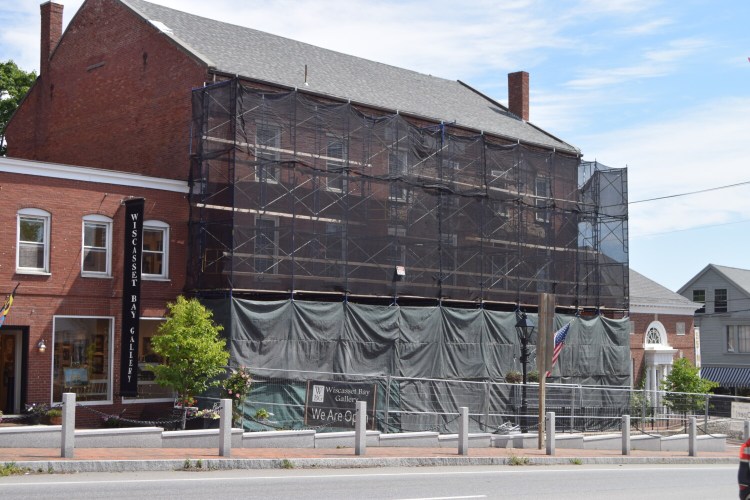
[142, 221, 169, 279]
[17, 208, 51, 273]
[134, 318, 173, 400]
[535, 177, 550, 222]
[254, 216, 277, 274]
[676, 322, 686, 336]
[726, 325, 750, 353]
[387, 225, 407, 267]
[326, 137, 346, 192]
[388, 150, 408, 201]
[255, 123, 281, 183]
[81, 215, 112, 276]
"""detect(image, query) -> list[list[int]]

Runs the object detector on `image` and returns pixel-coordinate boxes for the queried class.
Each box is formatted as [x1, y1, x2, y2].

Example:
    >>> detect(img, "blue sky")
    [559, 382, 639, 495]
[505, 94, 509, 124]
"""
[2, 0, 749, 292]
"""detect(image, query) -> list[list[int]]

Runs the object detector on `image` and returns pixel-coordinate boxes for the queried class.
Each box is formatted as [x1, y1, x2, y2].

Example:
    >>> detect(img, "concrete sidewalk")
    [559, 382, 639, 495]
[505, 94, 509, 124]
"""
[0, 444, 740, 473]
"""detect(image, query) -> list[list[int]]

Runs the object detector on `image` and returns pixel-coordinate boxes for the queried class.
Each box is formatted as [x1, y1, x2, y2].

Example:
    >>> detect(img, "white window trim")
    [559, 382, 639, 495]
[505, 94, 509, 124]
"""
[255, 123, 281, 184]
[81, 214, 112, 278]
[142, 220, 169, 280]
[122, 317, 174, 404]
[16, 208, 51, 274]
[388, 150, 408, 202]
[254, 215, 279, 274]
[51, 315, 114, 405]
[535, 177, 550, 223]
[325, 137, 347, 193]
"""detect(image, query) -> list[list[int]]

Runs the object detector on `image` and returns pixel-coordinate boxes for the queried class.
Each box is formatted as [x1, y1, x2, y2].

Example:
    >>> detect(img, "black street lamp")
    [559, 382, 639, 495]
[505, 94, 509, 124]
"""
[515, 312, 536, 433]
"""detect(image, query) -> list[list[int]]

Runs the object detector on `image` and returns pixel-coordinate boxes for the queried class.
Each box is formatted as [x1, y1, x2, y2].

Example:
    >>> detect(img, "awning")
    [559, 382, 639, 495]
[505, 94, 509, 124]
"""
[701, 366, 750, 388]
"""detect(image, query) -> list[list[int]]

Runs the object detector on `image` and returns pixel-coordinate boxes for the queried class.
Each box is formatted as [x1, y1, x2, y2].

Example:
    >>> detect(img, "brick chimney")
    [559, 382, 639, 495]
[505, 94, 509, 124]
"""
[40, 2, 64, 76]
[508, 71, 529, 121]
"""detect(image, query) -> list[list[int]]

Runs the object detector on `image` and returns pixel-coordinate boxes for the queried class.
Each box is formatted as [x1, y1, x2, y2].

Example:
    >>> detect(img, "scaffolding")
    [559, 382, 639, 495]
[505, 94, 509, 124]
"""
[189, 79, 628, 312]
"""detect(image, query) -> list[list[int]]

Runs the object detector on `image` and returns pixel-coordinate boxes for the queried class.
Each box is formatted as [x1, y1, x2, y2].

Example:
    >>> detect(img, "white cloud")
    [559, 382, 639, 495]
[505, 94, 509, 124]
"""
[579, 96, 750, 237]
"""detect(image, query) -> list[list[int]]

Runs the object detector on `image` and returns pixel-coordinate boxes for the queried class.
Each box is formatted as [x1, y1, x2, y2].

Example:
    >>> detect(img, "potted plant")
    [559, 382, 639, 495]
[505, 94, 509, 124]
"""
[46, 408, 63, 425]
[504, 371, 522, 384]
[194, 408, 221, 429]
[24, 403, 49, 425]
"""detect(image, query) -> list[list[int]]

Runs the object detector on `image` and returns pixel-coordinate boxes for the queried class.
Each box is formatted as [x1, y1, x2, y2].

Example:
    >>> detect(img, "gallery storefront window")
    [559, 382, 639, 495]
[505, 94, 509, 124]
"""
[52, 316, 112, 403]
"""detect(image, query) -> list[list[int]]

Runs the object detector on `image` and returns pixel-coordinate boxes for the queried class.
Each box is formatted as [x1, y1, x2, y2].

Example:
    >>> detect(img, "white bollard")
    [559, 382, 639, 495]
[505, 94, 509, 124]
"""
[688, 416, 697, 457]
[622, 414, 630, 456]
[61, 392, 76, 458]
[355, 400, 367, 456]
[219, 398, 232, 457]
[458, 407, 469, 456]
[545, 411, 555, 456]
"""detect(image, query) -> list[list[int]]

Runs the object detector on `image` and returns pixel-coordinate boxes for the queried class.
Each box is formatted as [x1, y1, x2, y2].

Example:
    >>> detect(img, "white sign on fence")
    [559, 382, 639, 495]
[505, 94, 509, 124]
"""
[731, 401, 750, 420]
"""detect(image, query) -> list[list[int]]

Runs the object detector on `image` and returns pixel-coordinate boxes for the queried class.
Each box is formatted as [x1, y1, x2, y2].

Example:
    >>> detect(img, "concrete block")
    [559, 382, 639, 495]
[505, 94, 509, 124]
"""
[630, 434, 663, 451]
[583, 433, 623, 450]
[243, 430, 316, 448]
[697, 434, 726, 452]
[379, 431, 439, 447]
[0, 426, 61, 448]
[438, 433, 492, 448]
[555, 434, 584, 449]
[314, 431, 380, 448]
[75, 427, 163, 448]
[162, 428, 243, 448]
[660, 434, 689, 452]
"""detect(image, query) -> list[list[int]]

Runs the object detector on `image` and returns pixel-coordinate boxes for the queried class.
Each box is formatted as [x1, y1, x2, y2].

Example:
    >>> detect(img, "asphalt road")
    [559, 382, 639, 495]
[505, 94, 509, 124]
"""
[0, 464, 738, 499]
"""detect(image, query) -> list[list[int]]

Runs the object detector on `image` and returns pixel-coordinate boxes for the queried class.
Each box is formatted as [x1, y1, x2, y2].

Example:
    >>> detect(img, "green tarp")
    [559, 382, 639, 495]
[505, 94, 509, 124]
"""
[206, 298, 630, 386]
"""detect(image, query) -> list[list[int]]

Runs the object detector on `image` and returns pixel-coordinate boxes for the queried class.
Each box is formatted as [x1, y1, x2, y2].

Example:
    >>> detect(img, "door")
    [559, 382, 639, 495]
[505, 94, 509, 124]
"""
[0, 329, 22, 414]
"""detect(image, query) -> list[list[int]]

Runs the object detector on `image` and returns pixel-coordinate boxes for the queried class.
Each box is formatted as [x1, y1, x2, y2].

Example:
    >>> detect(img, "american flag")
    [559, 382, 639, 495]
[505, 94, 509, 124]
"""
[545, 321, 572, 377]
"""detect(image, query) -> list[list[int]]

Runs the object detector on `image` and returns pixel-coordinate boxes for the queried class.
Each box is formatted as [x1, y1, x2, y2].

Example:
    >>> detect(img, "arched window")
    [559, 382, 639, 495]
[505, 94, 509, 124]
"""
[645, 321, 667, 346]
[646, 327, 662, 345]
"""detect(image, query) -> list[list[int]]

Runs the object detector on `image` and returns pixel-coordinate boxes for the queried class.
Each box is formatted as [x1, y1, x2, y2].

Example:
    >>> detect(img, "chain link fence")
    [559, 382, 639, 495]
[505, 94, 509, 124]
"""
[235, 367, 750, 438]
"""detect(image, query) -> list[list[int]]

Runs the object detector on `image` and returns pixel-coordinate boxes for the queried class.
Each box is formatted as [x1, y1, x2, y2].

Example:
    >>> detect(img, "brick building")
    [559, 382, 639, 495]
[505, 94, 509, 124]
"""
[1, 0, 631, 421]
[628, 269, 701, 391]
[0, 156, 188, 421]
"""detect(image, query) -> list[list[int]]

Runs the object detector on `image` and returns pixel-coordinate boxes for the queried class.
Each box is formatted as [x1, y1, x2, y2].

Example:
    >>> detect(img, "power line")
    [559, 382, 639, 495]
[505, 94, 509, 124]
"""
[630, 180, 750, 204]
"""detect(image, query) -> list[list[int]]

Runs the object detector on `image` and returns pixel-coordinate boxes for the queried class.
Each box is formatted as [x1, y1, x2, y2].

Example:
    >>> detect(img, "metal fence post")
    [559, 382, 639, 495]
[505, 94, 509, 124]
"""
[483, 381, 490, 432]
[384, 375, 391, 432]
[704, 394, 709, 433]
[61, 392, 75, 458]
[688, 416, 697, 457]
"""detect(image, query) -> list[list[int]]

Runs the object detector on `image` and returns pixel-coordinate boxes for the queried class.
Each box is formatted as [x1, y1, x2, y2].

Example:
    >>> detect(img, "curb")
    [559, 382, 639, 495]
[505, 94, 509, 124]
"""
[9, 455, 737, 473]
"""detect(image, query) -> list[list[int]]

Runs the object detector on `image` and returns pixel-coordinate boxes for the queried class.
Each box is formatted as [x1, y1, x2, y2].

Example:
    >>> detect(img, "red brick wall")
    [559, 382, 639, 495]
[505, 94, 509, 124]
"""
[630, 312, 697, 386]
[6, 0, 207, 181]
[0, 169, 188, 423]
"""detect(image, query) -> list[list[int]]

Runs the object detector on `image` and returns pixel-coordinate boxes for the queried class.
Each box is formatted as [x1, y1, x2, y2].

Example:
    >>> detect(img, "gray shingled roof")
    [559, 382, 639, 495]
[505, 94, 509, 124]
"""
[120, 0, 577, 153]
[709, 265, 750, 296]
[629, 269, 699, 308]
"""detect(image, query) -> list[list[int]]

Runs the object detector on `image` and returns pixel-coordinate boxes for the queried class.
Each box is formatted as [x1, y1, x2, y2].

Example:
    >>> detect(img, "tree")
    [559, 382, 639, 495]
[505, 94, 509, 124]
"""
[150, 296, 230, 429]
[661, 357, 718, 414]
[0, 60, 37, 155]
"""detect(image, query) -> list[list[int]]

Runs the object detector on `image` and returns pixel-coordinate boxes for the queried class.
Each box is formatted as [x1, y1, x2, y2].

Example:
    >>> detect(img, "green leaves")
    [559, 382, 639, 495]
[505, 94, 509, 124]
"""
[660, 357, 718, 413]
[150, 296, 230, 405]
[0, 60, 36, 155]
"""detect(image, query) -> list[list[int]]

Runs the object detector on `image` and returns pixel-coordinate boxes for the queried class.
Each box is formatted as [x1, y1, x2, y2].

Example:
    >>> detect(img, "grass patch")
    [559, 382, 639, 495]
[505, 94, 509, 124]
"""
[280, 459, 294, 469]
[569, 458, 583, 465]
[507, 454, 530, 466]
[0, 462, 29, 477]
